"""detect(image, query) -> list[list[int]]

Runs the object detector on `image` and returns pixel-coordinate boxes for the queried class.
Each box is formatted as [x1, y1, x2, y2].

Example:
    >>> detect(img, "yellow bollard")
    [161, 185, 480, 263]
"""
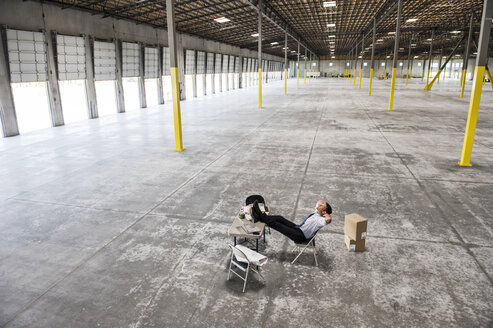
[425, 69, 430, 87]
[284, 68, 287, 95]
[459, 66, 486, 166]
[485, 69, 493, 90]
[406, 69, 409, 86]
[369, 68, 374, 96]
[460, 69, 467, 98]
[170, 67, 184, 151]
[424, 69, 442, 90]
[297, 68, 299, 88]
[258, 68, 262, 108]
[388, 68, 397, 111]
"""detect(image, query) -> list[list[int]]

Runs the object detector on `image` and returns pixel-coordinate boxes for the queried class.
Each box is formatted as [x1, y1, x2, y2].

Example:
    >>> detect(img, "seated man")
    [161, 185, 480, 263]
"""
[251, 200, 332, 243]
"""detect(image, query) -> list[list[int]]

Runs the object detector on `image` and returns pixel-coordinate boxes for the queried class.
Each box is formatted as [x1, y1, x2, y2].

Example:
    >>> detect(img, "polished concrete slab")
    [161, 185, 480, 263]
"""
[0, 77, 492, 327]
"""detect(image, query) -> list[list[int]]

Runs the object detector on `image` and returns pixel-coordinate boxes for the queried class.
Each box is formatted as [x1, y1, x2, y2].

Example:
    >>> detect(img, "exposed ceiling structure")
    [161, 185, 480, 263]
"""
[41, 0, 491, 60]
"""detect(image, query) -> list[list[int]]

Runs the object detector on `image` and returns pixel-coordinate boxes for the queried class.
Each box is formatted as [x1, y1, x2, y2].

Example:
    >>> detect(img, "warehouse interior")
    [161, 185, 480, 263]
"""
[0, 0, 492, 327]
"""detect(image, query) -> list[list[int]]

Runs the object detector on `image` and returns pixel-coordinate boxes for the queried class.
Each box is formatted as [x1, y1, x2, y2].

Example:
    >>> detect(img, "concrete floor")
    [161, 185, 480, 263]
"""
[1, 76, 492, 327]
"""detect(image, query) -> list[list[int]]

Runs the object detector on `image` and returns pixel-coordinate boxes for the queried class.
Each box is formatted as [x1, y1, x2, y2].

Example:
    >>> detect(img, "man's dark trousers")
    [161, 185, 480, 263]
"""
[259, 213, 307, 243]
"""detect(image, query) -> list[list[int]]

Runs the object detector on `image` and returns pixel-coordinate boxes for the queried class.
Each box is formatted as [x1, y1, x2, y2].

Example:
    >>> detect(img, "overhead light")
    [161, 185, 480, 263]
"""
[426, 38, 432, 41]
[328, 35, 336, 38]
[473, 52, 477, 55]
[406, 18, 418, 23]
[377, 39, 384, 42]
[331, 56, 335, 58]
[251, 33, 259, 37]
[327, 23, 336, 28]
[358, 56, 362, 58]
[214, 17, 230, 23]
[323, 1, 337, 7]
[270, 42, 279, 45]
[388, 31, 396, 35]
[414, 55, 419, 58]
[411, 43, 417, 47]
[450, 30, 461, 34]
[386, 55, 390, 58]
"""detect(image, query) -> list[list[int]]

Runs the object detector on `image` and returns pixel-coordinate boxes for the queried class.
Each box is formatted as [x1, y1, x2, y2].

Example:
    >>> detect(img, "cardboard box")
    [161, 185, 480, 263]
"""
[345, 234, 365, 252]
[344, 213, 367, 241]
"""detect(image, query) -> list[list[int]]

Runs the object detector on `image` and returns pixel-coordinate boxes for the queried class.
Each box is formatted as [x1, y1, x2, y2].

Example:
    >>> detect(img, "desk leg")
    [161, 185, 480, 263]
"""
[263, 232, 266, 243]
[256, 239, 258, 252]
[234, 237, 236, 246]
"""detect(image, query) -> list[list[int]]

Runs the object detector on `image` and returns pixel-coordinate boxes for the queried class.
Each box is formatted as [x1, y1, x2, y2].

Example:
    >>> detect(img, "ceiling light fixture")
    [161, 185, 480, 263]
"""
[251, 33, 259, 37]
[388, 31, 396, 35]
[450, 30, 461, 34]
[214, 17, 230, 23]
[377, 39, 384, 42]
[327, 23, 336, 28]
[270, 42, 279, 45]
[323, 1, 337, 7]
[328, 35, 336, 38]
[406, 18, 418, 23]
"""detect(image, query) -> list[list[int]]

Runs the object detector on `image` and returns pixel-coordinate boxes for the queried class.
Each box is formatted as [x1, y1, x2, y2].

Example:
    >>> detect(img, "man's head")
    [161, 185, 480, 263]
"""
[315, 200, 332, 216]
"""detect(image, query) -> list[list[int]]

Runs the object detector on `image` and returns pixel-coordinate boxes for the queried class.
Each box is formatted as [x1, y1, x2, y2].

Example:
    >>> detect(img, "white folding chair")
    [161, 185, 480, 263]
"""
[227, 244, 264, 293]
[291, 230, 320, 266]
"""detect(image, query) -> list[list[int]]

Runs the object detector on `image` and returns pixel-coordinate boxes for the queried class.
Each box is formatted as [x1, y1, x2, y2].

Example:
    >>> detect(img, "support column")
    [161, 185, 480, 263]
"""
[211, 54, 215, 94]
[84, 35, 98, 118]
[437, 49, 443, 84]
[424, 36, 464, 90]
[369, 18, 376, 96]
[425, 28, 435, 87]
[239, 56, 243, 89]
[304, 47, 307, 84]
[157, 45, 164, 104]
[138, 43, 147, 108]
[0, 26, 19, 136]
[297, 42, 300, 88]
[354, 43, 357, 85]
[203, 52, 208, 95]
[421, 57, 426, 80]
[406, 35, 412, 86]
[45, 30, 64, 126]
[284, 31, 287, 95]
[166, 0, 184, 151]
[218, 55, 223, 93]
[384, 50, 388, 80]
[193, 50, 197, 97]
[359, 36, 364, 89]
[258, 0, 262, 108]
[459, 0, 492, 166]
[114, 39, 126, 112]
[388, 0, 402, 111]
[461, 12, 474, 98]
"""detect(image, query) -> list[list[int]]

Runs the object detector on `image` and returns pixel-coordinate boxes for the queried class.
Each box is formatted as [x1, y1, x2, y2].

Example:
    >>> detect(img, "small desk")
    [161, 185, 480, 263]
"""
[228, 217, 266, 252]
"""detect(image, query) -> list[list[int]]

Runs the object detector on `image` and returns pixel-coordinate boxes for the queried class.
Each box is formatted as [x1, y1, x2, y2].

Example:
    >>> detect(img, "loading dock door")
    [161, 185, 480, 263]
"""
[122, 42, 139, 77]
[93, 41, 116, 81]
[56, 34, 86, 80]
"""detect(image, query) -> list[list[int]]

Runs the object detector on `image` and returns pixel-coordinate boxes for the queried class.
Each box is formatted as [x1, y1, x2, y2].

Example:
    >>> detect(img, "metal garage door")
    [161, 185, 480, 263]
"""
[222, 55, 229, 73]
[145, 47, 158, 78]
[162, 47, 170, 75]
[6, 29, 47, 83]
[122, 42, 139, 77]
[207, 53, 214, 74]
[94, 41, 116, 81]
[215, 53, 222, 73]
[185, 49, 195, 74]
[56, 34, 86, 80]
[197, 51, 206, 74]
[234, 56, 240, 73]
[229, 56, 235, 73]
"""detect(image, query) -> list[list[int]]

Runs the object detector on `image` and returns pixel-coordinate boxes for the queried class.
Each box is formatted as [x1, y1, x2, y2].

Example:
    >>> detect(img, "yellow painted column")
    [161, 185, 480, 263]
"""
[485, 69, 493, 90]
[424, 69, 442, 90]
[460, 69, 464, 87]
[359, 69, 362, 89]
[460, 69, 468, 98]
[388, 68, 397, 111]
[425, 69, 431, 88]
[459, 66, 485, 166]
[258, 68, 262, 108]
[297, 68, 299, 88]
[405, 68, 409, 86]
[377, 67, 379, 79]
[369, 68, 374, 96]
[170, 67, 184, 151]
[284, 68, 287, 95]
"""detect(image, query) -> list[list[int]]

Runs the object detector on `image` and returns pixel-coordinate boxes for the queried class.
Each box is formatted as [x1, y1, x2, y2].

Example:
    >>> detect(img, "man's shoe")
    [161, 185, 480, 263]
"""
[252, 200, 262, 222]
[251, 207, 260, 223]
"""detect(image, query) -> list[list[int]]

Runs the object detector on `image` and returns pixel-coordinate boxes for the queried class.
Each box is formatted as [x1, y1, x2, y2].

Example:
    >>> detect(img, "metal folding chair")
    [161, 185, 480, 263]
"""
[291, 230, 320, 266]
[227, 244, 265, 292]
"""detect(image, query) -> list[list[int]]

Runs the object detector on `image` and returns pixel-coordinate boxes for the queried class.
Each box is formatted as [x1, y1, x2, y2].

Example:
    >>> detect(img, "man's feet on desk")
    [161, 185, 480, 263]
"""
[252, 200, 261, 223]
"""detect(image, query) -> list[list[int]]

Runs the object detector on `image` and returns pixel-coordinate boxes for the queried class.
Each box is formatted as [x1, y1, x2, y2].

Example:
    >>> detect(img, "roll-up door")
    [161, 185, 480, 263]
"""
[94, 41, 116, 81]
[242, 58, 247, 72]
[122, 42, 139, 77]
[162, 47, 170, 75]
[222, 55, 229, 73]
[215, 54, 222, 73]
[185, 49, 195, 75]
[56, 34, 86, 80]
[229, 56, 235, 73]
[197, 51, 206, 74]
[6, 29, 47, 83]
[207, 53, 214, 74]
[145, 47, 158, 78]
[234, 56, 240, 73]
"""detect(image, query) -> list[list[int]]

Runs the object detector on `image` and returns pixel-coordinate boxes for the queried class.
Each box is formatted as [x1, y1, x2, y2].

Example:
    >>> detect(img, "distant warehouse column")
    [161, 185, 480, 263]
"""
[84, 34, 98, 118]
[157, 46, 164, 104]
[0, 26, 19, 137]
[138, 42, 146, 108]
[388, 0, 402, 111]
[114, 39, 126, 112]
[459, 0, 492, 167]
[166, 0, 184, 151]
[45, 30, 64, 126]
[258, 0, 262, 108]
[297, 42, 300, 88]
[369, 18, 376, 96]
[284, 31, 287, 95]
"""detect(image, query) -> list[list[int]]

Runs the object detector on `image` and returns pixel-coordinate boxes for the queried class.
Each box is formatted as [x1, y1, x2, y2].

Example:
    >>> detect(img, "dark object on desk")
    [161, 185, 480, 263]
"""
[246, 194, 270, 232]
